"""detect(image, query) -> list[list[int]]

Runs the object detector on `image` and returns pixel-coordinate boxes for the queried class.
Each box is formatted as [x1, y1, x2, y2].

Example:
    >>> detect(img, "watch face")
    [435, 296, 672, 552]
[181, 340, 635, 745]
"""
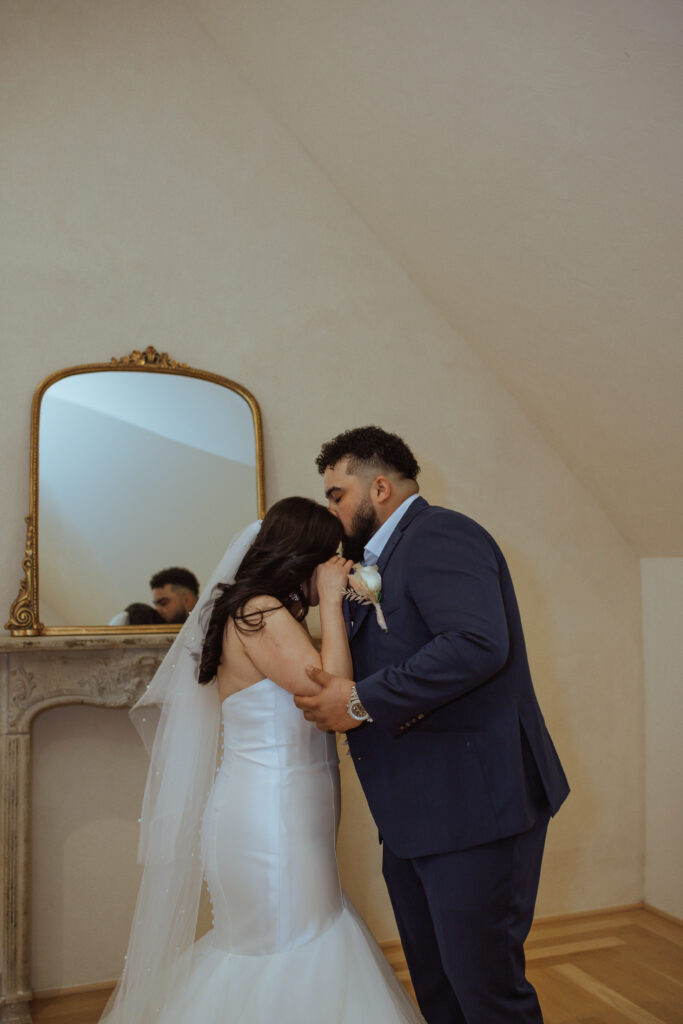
[349, 700, 367, 720]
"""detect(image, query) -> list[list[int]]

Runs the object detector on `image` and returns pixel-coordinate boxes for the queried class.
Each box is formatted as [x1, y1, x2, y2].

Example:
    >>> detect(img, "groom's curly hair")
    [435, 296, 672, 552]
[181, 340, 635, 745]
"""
[316, 426, 420, 480]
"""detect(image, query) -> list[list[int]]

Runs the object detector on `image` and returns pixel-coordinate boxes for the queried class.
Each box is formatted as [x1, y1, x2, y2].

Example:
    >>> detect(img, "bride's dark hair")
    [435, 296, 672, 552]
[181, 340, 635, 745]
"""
[198, 497, 343, 684]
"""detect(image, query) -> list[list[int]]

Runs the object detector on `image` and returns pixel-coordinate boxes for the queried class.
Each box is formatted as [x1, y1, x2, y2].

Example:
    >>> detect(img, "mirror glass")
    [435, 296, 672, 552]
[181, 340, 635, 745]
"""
[38, 370, 261, 627]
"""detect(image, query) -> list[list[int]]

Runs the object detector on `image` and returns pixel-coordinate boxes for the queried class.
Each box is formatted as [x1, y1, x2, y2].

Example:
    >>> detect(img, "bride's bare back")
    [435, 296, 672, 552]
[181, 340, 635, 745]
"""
[216, 557, 353, 704]
[216, 598, 323, 703]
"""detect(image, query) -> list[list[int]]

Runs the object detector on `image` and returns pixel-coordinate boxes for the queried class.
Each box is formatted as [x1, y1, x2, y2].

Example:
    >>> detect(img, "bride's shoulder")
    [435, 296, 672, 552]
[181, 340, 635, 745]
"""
[240, 594, 285, 616]
[235, 595, 294, 634]
[236, 598, 309, 651]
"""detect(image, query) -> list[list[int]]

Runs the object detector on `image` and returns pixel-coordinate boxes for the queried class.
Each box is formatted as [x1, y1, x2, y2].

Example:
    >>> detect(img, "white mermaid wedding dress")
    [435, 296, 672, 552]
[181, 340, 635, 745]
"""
[153, 677, 424, 1023]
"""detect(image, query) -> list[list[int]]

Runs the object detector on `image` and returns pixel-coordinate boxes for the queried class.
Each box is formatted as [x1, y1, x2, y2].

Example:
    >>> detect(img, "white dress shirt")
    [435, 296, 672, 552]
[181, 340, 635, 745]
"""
[363, 493, 421, 565]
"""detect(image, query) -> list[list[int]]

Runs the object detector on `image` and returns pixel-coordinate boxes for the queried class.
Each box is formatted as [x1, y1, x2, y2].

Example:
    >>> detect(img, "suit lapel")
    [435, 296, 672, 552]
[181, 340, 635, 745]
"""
[348, 591, 373, 639]
[349, 496, 429, 641]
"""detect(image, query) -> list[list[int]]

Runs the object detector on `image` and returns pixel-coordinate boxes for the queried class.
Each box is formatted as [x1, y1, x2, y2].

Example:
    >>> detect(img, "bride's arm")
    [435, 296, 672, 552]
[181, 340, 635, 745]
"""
[316, 558, 354, 680]
[233, 558, 353, 696]
[233, 599, 321, 696]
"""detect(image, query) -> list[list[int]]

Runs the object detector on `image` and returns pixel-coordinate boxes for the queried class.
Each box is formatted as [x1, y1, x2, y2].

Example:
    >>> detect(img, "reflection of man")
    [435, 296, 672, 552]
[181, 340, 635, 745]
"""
[298, 426, 569, 1024]
[150, 567, 199, 624]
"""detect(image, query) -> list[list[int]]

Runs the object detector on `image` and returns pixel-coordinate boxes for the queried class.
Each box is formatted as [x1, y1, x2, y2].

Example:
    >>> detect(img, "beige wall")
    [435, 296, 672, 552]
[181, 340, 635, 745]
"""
[186, 0, 683, 558]
[642, 559, 683, 919]
[2, 0, 646, 991]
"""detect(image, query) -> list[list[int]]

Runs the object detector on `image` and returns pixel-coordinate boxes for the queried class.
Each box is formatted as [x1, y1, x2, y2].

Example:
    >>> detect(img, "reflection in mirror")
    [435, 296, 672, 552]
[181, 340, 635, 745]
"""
[38, 371, 260, 627]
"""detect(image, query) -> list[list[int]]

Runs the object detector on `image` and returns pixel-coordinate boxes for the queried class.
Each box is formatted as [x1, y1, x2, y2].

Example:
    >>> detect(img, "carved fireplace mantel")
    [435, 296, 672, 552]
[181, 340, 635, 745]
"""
[0, 634, 175, 1023]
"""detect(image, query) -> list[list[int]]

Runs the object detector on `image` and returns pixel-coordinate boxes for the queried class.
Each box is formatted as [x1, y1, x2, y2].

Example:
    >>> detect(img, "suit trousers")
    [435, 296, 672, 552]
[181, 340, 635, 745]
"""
[382, 814, 549, 1024]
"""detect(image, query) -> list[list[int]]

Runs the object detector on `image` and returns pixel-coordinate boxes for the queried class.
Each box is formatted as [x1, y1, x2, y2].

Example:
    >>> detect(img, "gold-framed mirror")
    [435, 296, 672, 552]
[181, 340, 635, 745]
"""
[6, 347, 265, 635]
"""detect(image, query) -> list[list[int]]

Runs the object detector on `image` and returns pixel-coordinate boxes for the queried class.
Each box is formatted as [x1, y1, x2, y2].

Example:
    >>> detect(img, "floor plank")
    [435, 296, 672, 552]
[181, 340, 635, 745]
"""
[552, 963, 670, 1024]
[527, 937, 627, 962]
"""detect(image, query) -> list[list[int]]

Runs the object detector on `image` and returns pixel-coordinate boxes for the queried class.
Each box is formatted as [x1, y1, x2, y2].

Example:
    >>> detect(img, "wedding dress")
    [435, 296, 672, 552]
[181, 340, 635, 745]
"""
[100, 522, 423, 1023]
[154, 678, 423, 1022]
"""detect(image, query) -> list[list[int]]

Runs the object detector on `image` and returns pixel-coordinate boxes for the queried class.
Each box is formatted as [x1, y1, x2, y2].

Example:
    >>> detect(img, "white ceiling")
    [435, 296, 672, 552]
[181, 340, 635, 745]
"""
[186, 0, 683, 554]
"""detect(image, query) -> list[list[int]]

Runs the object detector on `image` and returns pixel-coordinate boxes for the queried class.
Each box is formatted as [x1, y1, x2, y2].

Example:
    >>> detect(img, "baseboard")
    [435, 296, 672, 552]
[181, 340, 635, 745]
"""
[379, 938, 403, 954]
[377, 902, 647, 952]
[530, 901, 644, 926]
[33, 979, 115, 1000]
[642, 901, 683, 926]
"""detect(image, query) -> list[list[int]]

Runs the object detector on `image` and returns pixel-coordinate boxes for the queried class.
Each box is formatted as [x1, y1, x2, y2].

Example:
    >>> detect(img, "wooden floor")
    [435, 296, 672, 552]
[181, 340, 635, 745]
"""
[31, 906, 683, 1024]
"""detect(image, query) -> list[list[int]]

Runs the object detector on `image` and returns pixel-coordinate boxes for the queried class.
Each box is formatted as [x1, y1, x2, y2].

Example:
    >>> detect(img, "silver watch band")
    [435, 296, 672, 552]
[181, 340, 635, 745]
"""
[347, 684, 373, 723]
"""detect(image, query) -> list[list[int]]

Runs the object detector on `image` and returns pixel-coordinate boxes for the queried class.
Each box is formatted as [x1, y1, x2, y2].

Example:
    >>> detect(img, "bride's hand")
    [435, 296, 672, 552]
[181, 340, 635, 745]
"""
[316, 556, 354, 606]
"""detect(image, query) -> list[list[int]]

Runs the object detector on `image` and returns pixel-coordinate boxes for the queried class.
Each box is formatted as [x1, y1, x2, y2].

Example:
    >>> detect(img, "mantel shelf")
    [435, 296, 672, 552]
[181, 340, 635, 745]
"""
[0, 633, 176, 654]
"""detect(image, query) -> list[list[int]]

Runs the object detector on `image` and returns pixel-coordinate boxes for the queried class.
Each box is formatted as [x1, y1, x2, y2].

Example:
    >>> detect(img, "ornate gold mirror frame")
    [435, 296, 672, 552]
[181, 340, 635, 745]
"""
[5, 347, 266, 636]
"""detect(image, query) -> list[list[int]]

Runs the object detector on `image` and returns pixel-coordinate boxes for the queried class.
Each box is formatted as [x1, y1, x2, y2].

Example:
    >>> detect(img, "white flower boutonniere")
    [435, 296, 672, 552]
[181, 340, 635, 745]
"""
[342, 563, 388, 632]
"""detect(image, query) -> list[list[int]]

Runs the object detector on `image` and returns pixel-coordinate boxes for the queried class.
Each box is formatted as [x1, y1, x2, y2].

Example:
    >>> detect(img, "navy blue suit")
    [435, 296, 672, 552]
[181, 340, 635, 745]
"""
[348, 498, 569, 1022]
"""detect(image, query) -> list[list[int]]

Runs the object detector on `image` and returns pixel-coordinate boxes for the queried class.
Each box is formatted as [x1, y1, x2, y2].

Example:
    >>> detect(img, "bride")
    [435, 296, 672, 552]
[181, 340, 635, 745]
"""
[101, 497, 424, 1023]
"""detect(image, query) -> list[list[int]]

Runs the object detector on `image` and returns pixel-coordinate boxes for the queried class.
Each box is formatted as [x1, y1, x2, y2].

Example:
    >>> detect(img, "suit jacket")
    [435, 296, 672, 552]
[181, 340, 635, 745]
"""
[348, 497, 569, 858]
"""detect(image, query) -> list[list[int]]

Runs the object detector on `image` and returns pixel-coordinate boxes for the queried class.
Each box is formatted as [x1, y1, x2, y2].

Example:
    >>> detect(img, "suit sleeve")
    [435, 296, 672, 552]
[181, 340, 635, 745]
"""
[356, 513, 510, 733]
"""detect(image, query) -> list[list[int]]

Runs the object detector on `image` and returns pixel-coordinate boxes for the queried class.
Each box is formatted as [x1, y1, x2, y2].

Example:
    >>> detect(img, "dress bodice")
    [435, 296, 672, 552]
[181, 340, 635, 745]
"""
[219, 678, 338, 772]
[202, 678, 342, 956]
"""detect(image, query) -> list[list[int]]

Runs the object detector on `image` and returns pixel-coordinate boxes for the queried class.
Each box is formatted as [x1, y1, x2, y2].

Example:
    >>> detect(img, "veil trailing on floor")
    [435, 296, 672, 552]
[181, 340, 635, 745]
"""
[100, 520, 261, 1024]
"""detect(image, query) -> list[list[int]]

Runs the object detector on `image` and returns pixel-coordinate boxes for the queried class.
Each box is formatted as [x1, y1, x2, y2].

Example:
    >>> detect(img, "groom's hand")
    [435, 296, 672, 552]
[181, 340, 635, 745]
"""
[294, 667, 362, 732]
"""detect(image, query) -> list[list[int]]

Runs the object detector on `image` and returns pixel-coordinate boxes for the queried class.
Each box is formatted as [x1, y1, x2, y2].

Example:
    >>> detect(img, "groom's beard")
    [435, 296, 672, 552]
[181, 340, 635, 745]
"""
[341, 498, 380, 563]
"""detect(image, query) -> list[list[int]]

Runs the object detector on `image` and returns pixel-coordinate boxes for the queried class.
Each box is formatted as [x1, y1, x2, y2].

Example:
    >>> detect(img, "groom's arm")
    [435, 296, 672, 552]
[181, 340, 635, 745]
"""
[356, 512, 510, 732]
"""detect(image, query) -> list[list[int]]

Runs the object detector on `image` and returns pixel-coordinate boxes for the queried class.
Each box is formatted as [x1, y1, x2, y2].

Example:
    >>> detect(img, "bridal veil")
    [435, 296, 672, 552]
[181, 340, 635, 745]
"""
[100, 521, 261, 1024]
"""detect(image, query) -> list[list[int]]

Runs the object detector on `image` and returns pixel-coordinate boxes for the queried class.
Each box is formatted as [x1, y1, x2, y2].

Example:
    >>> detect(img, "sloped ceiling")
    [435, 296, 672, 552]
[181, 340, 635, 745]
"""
[185, 0, 682, 554]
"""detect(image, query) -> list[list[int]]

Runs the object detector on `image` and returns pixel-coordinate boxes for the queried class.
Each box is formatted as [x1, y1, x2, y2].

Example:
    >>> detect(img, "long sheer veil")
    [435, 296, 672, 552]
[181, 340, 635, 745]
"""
[100, 520, 261, 1024]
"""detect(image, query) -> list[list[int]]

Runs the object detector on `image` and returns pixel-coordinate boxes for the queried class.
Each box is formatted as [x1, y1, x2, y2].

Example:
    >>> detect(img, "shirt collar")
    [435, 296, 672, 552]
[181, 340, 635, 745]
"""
[363, 493, 420, 565]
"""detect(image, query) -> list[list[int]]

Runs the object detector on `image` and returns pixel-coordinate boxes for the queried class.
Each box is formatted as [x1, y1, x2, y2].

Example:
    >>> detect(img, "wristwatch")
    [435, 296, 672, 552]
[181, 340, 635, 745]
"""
[347, 685, 373, 723]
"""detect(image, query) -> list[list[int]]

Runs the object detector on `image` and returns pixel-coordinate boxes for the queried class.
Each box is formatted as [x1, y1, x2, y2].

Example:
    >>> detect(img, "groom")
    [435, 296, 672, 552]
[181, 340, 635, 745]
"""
[295, 426, 569, 1024]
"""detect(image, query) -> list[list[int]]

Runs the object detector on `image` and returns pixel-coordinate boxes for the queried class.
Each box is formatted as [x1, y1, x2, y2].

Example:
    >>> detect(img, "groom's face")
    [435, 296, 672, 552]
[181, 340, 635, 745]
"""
[323, 460, 381, 561]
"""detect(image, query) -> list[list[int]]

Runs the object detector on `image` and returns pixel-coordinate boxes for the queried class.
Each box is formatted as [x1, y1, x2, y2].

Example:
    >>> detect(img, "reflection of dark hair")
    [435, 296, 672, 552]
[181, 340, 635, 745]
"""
[315, 425, 420, 480]
[149, 567, 200, 596]
[125, 603, 164, 625]
[198, 497, 343, 685]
